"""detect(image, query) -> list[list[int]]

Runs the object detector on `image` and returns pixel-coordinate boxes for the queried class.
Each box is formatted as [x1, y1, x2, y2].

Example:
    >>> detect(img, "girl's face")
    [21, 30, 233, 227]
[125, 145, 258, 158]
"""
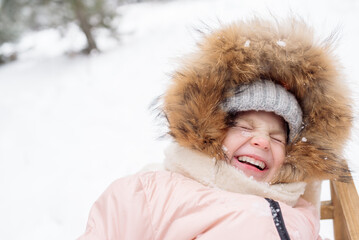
[223, 111, 287, 183]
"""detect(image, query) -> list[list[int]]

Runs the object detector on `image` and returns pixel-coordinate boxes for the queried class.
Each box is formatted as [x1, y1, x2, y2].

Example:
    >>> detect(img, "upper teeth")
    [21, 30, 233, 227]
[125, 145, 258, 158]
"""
[237, 156, 266, 170]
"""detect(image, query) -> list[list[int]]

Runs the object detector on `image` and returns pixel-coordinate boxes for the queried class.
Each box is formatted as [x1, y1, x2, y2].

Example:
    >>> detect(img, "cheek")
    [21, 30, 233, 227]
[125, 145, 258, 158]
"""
[272, 146, 286, 167]
[222, 136, 235, 157]
[222, 132, 246, 158]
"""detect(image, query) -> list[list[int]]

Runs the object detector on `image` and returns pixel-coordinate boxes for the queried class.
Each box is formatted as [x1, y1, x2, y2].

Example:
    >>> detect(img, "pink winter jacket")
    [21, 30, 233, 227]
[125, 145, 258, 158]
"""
[79, 171, 320, 240]
[79, 144, 321, 240]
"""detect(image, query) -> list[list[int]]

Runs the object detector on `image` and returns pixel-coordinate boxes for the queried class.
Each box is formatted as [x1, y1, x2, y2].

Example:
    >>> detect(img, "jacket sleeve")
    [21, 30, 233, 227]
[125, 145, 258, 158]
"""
[77, 174, 155, 240]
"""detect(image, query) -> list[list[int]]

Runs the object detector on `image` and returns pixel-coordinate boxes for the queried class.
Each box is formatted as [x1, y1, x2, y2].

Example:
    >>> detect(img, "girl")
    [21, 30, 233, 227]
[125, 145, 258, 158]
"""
[78, 18, 353, 239]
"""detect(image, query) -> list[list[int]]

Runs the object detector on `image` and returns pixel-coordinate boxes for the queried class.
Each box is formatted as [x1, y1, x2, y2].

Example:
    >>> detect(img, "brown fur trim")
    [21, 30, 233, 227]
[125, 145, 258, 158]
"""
[163, 18, 353, 183]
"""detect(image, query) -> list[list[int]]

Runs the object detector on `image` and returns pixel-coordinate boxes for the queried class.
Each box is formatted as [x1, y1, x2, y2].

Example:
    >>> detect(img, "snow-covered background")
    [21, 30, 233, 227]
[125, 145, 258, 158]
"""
[0, 0, 358, 239]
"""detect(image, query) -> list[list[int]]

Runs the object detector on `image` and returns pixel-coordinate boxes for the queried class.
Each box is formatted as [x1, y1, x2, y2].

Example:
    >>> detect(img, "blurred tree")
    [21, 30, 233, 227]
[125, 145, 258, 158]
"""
[72, 0, 99, 53]
[26, 0, 119, 54]
[0, 0, 120, 61]
[0, 0, 164, 64]
[0, 0, 20, 44]
[0, 0, 26, 64]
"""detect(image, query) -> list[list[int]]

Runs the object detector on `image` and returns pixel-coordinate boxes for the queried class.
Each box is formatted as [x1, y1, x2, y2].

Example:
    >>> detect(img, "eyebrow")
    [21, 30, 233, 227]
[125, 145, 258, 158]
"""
[271, 129, 287, 135]
[271, 124, 288, 140]
[236, 118, 254, 125]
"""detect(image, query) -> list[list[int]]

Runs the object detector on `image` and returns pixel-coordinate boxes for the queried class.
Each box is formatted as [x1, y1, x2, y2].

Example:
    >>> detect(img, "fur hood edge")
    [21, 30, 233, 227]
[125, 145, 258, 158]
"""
[162, 18, 353, 183]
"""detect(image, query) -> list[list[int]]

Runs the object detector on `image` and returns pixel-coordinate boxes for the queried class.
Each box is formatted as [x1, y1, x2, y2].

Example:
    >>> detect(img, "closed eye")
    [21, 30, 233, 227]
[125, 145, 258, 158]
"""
[234, 118, 254, 131]
[271, 136, 286, 144]
[236, 125, 253, 131]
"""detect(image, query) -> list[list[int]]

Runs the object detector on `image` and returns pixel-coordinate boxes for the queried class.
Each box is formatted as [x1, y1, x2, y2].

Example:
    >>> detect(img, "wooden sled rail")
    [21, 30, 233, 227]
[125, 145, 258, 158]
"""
[320, 178, 359, 240]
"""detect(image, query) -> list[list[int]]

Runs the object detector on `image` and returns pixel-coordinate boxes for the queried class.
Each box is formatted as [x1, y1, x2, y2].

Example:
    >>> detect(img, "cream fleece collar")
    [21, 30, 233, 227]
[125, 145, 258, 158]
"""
[164, 143, 306, 207]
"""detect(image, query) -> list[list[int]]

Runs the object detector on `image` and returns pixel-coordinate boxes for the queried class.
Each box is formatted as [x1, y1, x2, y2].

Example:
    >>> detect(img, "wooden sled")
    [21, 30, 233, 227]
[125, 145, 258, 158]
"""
[320, 177, 359, 240]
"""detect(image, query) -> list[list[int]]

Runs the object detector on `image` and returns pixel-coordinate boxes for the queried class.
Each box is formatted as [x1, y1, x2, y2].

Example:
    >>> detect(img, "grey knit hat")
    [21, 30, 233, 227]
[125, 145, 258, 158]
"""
[222, 80, 303, 142]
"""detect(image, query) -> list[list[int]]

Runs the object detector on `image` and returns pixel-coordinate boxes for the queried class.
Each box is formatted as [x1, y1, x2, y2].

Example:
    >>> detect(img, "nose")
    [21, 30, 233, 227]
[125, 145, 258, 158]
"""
[250, 134, 270, 150]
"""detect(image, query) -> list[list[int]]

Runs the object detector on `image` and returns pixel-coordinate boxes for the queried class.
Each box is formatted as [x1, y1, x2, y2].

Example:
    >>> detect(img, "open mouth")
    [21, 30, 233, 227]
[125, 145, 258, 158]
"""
[236, 156, 266, 171]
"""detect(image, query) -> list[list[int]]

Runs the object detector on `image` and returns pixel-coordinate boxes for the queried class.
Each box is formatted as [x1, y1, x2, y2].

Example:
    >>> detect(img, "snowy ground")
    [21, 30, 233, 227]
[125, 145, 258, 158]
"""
[0, 0, 358, 239]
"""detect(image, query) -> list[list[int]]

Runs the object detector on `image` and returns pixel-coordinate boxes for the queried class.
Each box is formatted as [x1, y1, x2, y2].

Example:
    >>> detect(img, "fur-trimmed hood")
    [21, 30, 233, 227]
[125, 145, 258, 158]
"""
[162, 18, 353, 183]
